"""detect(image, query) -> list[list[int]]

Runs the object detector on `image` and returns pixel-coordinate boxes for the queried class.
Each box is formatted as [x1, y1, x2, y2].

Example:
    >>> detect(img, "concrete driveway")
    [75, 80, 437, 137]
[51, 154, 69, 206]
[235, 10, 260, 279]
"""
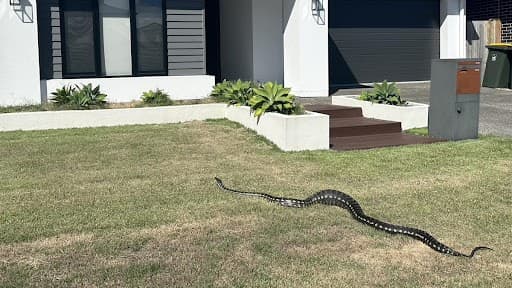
[304, 83, 512, 137]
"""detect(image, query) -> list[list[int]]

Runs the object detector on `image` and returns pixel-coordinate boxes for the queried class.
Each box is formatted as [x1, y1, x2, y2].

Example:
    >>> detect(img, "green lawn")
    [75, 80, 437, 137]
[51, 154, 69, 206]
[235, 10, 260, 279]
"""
[0, 120, 511, 287]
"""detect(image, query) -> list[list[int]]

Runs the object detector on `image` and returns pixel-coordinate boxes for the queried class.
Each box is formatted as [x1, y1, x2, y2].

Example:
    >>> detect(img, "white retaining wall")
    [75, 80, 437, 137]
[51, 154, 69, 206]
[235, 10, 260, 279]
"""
[225, 106, 329, 151]
[0, 104, 330, 151]
[0, 104, 226, 132]
[332, 95, 429, 130]
[43, 75, 216, 103]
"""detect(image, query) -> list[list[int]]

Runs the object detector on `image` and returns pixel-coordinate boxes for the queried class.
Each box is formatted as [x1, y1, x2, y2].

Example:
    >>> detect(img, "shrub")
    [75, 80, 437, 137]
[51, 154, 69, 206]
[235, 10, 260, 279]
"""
[141, 89, 173, 105]
[210, 80, 232, 102]
[210, 80, 256, 106]
[359, 80, 406, 106]
[51, 84, 107, 109]
[249, 82, 303, 123]
[224, 80, 256, 107]
[50, 85, 75, 105]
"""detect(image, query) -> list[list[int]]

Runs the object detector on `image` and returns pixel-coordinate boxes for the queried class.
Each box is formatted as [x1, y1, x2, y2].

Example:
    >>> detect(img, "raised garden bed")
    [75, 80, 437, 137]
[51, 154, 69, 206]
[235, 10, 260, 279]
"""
[0, 104, 226, 132]
[225, 106, 329, 152]
[332, 95, 428, 130]
[0, 104, 329, 152]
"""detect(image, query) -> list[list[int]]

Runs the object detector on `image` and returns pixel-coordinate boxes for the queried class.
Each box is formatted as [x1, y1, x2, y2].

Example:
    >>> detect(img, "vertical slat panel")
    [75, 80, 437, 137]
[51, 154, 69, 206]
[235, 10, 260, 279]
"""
[50, 5, 63, 79]
[166, 0, 206, 76]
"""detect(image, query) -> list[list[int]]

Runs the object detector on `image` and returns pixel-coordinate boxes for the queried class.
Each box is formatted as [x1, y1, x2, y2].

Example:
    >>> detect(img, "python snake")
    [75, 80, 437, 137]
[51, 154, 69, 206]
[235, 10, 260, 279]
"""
[215, 177, 491, 258]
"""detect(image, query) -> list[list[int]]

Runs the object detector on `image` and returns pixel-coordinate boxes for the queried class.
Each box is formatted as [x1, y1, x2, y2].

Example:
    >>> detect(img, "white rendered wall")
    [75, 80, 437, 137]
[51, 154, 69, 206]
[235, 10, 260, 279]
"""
[0, 1, 42, 106]
[43, 75, 215, 103]
[283, 0, 329, 97]
[440, 0, 467, 58]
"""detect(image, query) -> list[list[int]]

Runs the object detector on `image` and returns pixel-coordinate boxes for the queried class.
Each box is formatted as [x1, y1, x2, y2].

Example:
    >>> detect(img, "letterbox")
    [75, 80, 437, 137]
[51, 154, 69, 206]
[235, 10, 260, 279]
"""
[429, 59, 481, 140]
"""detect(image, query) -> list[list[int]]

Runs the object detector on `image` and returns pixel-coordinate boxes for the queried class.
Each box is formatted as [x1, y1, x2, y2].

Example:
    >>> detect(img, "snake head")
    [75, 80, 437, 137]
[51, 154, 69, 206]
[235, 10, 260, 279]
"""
[214, 177, 223, 185]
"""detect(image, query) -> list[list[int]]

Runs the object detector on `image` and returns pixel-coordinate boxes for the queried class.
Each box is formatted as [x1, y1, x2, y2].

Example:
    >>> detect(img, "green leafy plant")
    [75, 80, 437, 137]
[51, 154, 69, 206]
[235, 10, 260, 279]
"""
[51, 84, 107, 109]
[359, 80, 406, 105]
[70, 84, 107, 109]
[50, 85, 75, 105]
[210, 80, 232, 102]
[224, 80, 256, 107]
[141, 89, 173, 105]
[249, 82, 303, 123]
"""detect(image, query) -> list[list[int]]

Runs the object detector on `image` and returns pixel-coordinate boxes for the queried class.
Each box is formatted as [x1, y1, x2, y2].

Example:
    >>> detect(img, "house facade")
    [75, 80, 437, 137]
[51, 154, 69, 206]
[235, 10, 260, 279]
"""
[1, 0, 467, 107]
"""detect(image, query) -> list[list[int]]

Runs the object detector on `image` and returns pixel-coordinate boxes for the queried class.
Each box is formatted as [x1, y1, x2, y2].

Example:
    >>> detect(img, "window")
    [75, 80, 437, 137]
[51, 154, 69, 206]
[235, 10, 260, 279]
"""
[99, 0, 133, 76]
[61, 0, 99, 77]
[60, 0, 166, 78]
[135, 0, 165, 74]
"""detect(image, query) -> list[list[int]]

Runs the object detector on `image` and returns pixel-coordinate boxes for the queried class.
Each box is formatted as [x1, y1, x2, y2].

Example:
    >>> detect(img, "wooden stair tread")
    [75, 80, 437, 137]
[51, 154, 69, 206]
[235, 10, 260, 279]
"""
[330, 133, 443, 151]
[307, 103, 442, 151]
[305, 104, 363, 118]
[305, 104, 358, 111]
[330, 117, 402, 137]
[329, 117, 400, 127]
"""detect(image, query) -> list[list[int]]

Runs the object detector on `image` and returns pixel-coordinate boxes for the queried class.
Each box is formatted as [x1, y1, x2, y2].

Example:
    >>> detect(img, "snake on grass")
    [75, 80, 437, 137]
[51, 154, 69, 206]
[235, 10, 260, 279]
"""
[214, 177, 492, 258]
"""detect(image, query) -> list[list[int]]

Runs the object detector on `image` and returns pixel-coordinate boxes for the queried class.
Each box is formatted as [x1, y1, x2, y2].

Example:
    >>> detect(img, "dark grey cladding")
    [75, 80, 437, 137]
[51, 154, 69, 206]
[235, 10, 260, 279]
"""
[37, 0, 62, 79]
[166, 0, 206, 76]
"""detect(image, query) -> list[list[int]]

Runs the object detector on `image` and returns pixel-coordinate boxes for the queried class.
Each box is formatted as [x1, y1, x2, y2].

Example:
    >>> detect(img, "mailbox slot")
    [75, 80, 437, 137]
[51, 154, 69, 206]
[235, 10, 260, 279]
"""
[456, 61, 481, 95]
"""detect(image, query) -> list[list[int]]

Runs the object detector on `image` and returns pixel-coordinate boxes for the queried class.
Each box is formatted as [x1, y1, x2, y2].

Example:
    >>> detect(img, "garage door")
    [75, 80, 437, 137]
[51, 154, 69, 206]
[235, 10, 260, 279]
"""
[329, 0, 440, 87]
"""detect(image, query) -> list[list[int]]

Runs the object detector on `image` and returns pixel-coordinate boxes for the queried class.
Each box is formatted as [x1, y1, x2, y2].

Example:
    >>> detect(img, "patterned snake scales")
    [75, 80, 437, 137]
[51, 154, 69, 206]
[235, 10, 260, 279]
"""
[215, 177, 492, 258]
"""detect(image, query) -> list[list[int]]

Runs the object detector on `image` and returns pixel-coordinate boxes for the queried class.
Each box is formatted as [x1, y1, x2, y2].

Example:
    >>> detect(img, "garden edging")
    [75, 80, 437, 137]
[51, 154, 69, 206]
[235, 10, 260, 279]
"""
[0, 104, 329, 151]
[331, 95, 428, 130]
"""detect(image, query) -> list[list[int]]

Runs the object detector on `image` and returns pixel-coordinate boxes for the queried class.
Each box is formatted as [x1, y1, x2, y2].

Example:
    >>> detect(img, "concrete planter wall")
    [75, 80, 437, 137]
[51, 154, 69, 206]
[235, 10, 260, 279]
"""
[332, 95, 429, 130]
[0, 104, 329, 151]
[0, 104, 226, 132]
[225, 106, 329, 151]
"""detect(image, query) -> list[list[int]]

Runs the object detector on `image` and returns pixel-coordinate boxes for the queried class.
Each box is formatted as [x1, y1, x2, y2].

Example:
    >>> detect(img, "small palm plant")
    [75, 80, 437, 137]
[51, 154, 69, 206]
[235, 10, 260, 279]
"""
[249, 82, 303, 123]
[359, 80, 406, 105]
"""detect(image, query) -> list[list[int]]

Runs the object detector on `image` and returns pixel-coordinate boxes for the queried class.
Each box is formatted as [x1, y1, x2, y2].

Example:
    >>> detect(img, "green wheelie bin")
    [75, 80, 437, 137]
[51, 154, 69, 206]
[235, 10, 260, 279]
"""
[482, 43, 512, 88]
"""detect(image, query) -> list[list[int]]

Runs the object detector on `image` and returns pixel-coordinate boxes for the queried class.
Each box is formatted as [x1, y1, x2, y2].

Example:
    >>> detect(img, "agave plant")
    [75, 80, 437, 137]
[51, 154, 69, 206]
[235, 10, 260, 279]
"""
[224, 80, 255, 107]
[249, 82, 302, 123]
[70, 84, 107, 109]
[359, 80, 406, 105]
[50, 85, 75, 105]
[141, 89, 173, 105]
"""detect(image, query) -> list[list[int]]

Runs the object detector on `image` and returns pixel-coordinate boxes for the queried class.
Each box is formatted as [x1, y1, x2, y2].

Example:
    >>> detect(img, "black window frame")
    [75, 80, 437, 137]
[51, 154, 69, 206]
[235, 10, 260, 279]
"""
[59, 0, 168, 79]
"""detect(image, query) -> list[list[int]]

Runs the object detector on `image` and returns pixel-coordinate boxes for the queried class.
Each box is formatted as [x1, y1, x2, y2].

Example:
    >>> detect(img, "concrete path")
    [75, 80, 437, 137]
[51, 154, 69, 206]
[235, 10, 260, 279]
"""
[299, 82, 512, 137]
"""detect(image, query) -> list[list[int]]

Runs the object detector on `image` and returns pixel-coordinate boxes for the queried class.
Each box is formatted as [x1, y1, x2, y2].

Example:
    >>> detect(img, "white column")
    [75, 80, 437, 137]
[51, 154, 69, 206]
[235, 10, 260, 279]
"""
[440, 0, 467, 59]
[283, 0, 329, 97]
[0, 1, 42, 106]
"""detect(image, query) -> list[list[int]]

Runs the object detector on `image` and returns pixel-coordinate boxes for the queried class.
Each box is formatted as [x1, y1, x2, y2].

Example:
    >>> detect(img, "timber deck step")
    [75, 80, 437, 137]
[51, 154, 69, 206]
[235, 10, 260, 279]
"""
[330, 117, 402, 137]
[306, 104, 363, 118]
[305, 104, 443, 151]
[330, 133, 441, 151]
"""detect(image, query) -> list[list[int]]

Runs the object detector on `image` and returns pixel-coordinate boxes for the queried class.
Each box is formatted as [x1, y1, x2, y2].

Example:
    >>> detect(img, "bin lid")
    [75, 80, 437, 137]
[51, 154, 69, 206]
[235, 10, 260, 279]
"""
[486, 43, 512, 50]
